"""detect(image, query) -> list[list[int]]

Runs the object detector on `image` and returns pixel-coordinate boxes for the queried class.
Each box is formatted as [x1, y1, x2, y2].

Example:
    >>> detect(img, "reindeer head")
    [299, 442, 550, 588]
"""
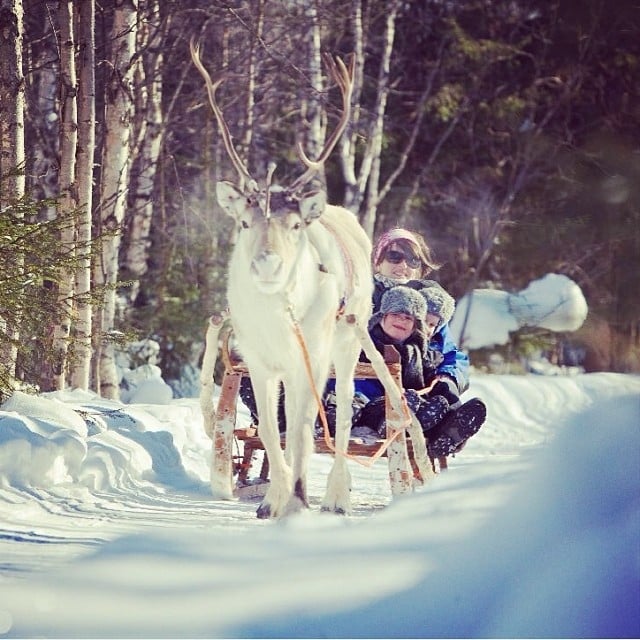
[214, 183, 325, 292]
[190, 41, 354, 293]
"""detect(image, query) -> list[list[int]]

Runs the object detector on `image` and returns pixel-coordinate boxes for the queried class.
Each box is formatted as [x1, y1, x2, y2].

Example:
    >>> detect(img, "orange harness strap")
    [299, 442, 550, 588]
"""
[288, 309, 407, 468]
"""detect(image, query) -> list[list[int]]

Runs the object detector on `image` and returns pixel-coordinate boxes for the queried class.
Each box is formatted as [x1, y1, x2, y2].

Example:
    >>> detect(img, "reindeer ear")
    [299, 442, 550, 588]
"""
[299, 190, 327, 223]
[216, 181, 245, 218]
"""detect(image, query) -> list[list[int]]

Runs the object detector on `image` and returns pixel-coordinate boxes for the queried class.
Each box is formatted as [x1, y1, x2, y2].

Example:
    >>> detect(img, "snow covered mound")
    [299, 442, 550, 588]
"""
[450, 288, 517, 348]
[450, 273, 588, 348]
[509, 273, 588, 331]
[0, 390, 206, 492]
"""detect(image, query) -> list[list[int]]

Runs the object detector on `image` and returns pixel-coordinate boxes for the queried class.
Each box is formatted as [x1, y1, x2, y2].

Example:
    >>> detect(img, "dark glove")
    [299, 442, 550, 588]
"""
[423, 349, 444, 371]
[352, 396, 386, 433]
[431, 379, 460, 406]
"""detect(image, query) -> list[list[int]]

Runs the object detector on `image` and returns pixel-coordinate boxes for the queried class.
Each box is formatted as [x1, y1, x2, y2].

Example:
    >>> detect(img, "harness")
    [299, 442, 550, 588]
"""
[317, 217, 355, 320]
[283, 221, 412, 465]
[286, 304, 407, 467]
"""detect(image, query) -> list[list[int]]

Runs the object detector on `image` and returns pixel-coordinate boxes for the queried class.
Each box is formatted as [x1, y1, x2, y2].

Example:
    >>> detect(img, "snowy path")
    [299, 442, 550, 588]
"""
[0, 372, 638, 638]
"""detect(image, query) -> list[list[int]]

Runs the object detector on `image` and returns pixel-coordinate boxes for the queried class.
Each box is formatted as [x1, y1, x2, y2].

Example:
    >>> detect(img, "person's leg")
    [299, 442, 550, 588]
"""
[239, 378, 287, 432]
[239, 377, 259, 424]
[426, 398, 487, 457]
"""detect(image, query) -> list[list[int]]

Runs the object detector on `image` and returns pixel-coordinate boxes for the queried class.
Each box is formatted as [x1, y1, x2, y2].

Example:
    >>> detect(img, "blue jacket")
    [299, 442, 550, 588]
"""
[354, 322, 469, 399]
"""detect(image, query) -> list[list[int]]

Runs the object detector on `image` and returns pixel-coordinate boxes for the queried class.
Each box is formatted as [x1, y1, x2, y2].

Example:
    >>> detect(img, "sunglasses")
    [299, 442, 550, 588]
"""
[384, 249, 422, 269]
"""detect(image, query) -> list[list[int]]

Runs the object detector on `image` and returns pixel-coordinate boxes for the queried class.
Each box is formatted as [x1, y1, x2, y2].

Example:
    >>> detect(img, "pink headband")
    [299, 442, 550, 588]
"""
[373, 228, 420, 265]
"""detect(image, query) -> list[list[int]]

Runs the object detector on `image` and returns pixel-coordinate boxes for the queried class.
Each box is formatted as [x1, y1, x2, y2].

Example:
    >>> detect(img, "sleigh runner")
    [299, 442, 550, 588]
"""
[204, 320, 448, 501]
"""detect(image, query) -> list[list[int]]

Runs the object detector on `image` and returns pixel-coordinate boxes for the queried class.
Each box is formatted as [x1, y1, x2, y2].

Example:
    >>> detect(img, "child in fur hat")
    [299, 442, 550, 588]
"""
[417, 284, 487, 457]
[353, 284, 486, 458]
[352, 286, 455, 441]
[419, 284, 460, 404]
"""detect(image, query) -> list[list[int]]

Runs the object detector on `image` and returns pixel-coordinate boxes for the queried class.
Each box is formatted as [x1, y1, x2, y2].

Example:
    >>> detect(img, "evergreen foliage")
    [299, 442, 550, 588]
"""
[0, 196, 90, 398]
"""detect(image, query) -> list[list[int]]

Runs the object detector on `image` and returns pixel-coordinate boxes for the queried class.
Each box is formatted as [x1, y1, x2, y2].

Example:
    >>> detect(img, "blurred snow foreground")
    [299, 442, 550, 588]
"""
[0, 271, 635, 639]
[0, 371, 638, 638]
[450, 273, 588, 349]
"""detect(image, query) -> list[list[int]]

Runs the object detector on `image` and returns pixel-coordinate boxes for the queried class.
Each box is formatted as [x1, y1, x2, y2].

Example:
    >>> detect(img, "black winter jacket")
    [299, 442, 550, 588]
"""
[367, 275, 470, 393]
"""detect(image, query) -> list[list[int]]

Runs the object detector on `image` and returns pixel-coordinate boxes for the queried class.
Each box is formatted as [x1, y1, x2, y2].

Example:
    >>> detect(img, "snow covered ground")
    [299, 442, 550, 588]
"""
[0, 372, 638, 638]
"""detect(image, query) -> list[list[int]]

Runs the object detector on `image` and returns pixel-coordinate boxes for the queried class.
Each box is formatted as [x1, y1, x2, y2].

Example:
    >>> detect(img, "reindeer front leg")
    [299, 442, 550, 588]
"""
[281, 387, 315, 516]
[322, 331, 358, 514]
[252, 373, 293, 519]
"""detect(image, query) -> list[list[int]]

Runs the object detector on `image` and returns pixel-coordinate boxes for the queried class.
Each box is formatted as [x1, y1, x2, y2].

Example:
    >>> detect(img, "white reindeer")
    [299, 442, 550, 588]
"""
[191, 42, 427, 518]
[192, 43, 379, 519]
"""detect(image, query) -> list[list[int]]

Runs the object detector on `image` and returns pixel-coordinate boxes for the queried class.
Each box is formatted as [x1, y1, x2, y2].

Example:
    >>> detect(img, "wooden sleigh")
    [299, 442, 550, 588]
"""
[202, 319, 448, 501]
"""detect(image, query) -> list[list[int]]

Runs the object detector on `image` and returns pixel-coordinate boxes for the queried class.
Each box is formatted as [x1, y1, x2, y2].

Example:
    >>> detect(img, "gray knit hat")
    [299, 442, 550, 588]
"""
[369, 286, 426, 334]
[420, 285, 455, 328]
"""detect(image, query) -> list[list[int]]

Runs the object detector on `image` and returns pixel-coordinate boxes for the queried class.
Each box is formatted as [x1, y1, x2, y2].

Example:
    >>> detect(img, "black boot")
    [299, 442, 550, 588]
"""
[415, 395, 450, 435]
[427, 398, 487, 458]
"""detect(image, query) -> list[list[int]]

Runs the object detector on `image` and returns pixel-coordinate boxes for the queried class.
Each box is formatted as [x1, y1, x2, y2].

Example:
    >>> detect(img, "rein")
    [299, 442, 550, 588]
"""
[287, 305, 407, 468]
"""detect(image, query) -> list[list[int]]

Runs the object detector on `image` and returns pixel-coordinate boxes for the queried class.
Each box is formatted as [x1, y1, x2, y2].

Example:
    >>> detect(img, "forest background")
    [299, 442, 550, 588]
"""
[0, 0, 638, 400]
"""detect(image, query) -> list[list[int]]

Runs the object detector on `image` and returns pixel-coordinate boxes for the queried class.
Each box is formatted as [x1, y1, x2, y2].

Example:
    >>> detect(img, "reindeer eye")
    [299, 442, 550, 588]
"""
[293, 222, 301, 231]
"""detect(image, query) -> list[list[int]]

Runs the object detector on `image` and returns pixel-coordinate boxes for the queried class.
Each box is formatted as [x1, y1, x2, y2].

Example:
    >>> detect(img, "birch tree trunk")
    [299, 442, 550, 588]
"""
[94, 0, 136, 399]
[0, 0, 25, 382]
[356, 0, 401, 238]
[70, 0, 95, 390]
[31, 3, 58, 219]
[0, 0, 25, 205]
[337, 0, 406, 238]
[298, 0, 325, 172]
[124, 0, 161, 304]
[239, 0, 262, 168]
[50, 0, 78, 390]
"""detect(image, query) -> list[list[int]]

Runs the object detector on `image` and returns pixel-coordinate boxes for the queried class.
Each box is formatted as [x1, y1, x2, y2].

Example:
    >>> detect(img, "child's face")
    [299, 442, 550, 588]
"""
[376, 242, 422, 282]
[424, 312, 441, 339]
[381, 312, 416, 342]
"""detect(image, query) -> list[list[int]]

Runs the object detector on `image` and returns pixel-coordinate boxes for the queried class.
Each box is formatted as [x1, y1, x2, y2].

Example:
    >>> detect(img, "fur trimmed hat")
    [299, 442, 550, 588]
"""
[420, 285, 455, 328]
[369, 285, 426, 334]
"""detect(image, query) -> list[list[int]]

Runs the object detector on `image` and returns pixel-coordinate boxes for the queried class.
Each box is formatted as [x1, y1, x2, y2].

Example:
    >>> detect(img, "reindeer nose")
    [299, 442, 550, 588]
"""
[251, 251, 283, 281]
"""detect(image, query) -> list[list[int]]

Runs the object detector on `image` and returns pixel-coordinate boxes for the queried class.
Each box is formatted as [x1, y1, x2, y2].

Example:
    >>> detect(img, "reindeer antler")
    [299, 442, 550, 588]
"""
[190, 38, 258, 193]
[290, 53, 355, 192]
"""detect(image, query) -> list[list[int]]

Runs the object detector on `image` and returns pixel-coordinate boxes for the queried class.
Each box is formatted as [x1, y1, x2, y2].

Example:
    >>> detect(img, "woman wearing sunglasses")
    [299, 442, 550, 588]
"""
[371, 227, 440, 310]
[367, 227, 469, 397]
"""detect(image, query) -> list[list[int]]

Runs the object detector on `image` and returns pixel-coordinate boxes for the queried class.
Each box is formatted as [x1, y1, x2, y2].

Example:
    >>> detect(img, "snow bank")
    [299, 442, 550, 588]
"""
[450, 273, 588, 348]
[0, 389, 205, 493]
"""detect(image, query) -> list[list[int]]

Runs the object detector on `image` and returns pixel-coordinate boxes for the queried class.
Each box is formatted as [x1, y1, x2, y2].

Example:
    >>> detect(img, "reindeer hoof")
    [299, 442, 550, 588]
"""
[256, 502, 272, 519]
[320, 505, 347, 516]
[293, 479, 309, 508]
